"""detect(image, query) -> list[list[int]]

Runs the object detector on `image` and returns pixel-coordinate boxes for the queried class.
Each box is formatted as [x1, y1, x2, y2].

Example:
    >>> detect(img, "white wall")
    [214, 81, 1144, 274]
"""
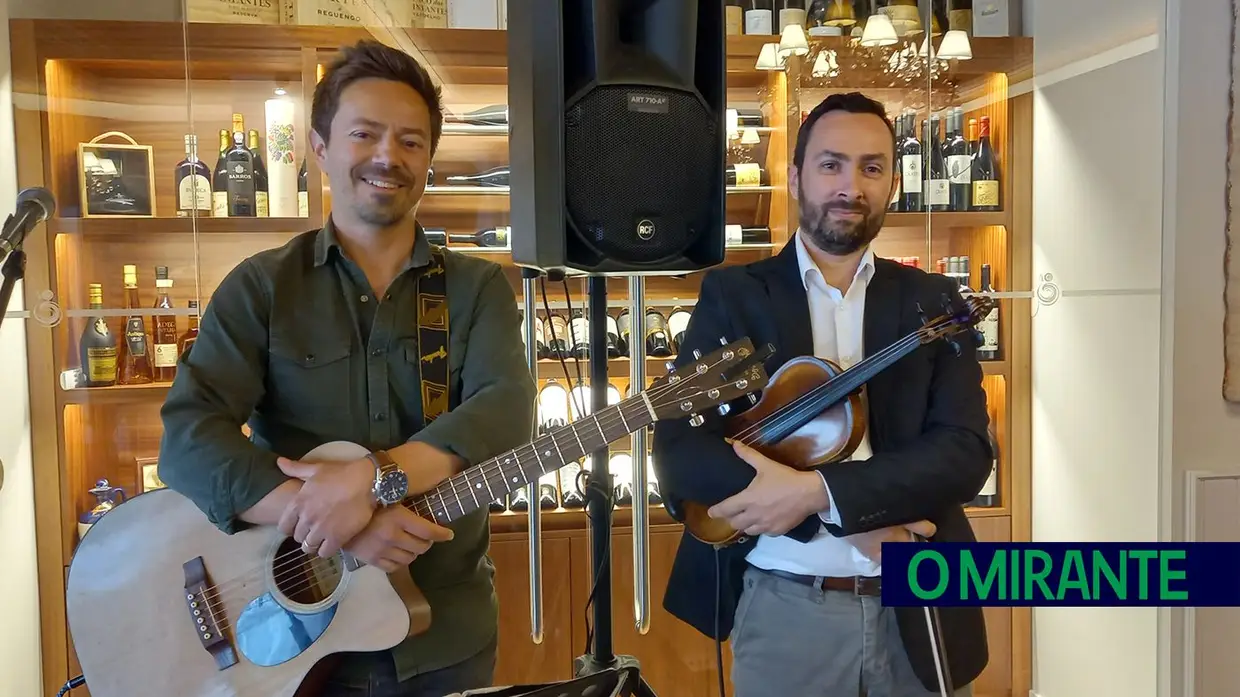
[1026, 1, 1167, 697]
[0, 0, 44, 691]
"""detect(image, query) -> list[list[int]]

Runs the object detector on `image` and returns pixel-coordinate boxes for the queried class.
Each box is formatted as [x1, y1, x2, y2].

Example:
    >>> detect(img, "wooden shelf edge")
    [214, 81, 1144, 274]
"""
[58, 382, 171, 406]
[489, 504, 676, 535]
[884, 211, 1008, 228]
[50, 217, 318, 236]
[966, 507, 1009, 519]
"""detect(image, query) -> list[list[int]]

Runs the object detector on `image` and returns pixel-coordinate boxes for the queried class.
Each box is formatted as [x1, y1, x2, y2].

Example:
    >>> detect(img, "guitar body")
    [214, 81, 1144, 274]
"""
[65, 442, 431, 697]
[682, 356, 866, 546]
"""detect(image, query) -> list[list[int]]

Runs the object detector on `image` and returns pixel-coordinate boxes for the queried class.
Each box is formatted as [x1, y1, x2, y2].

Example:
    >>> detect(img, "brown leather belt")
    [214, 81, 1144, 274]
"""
[755, 566, 882, 596]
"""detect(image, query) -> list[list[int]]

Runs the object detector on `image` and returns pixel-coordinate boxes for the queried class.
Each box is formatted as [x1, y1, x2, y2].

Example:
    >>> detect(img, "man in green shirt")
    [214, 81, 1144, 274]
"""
[157, 39, 537, 697]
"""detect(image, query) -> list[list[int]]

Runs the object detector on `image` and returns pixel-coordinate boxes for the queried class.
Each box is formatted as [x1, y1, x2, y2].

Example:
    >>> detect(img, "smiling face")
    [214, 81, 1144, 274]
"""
[310, 76, 433, 232]
[790, 109, 898, 256]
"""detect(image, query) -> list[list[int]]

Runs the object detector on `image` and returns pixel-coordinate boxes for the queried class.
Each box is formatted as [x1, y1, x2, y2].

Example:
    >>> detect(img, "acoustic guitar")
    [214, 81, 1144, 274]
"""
[64, 338, 772, 697]
[680, 294, 995, 547]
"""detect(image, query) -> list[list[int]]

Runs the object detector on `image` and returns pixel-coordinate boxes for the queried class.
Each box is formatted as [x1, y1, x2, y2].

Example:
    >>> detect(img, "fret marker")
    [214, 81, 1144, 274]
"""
[640, 391, 657, 420]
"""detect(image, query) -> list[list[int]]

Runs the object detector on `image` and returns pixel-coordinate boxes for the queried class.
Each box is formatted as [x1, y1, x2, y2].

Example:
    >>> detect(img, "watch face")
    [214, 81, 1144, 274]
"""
[377, 470, 409, 503]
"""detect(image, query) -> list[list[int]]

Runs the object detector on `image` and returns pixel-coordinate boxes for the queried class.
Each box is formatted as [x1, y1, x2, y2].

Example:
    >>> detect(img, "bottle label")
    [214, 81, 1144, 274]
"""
[212, 191, 229, 217]
[570, 317, 589, 348]
[973, 180, 1000, 207]
[980, 308, 1000, 352]
[926, 179, 949, 205]
[946, 155, 972, 185]
[732, 162, 762, 187]
[725, 224, 741, 246]
[979, 462, 998, 496]
[153, 343, 178, 368]
[744, 9, 772, 34]
[668, 311, 691, 338]
[179, 175, 212, 212]
[256, 190, 269, 217]
[85, 348, 117, 382]
[901, 155, 922, 193]
[125, 317, 147, 356]
[298, 191, 309, 218]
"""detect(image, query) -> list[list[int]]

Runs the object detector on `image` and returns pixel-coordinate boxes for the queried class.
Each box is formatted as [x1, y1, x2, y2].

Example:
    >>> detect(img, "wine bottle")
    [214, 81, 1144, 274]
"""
[80, 283, 117, 387]
[744, 0, 774, 34]
[977, 263, 1001, 360]
[971, 416, 999, 507]
[447, 227, 509, 248]
[889, 113, 904, 212]
[726, 1, 744, 34]
[488, 495, 508, 513]
[520, 311, 549, 360]
[247, 129, 269, 217]
[646, 454, 662, 506]
[731, 107, 765, 127]
[508, 486, 531, 512]
[667, 307, 692, 353]
[569, 309, 590, 360]
[444, 165, 509, 188]
[945, 107, 972, 212]
[611, 453, 634, 506]
[175, 134, 211, 217]
[644, 309, 673, 357]
[558, 460, 587, 509]
[537, 380, 570, 432]
[605, 314, 621, 358]
[224, 117, 257, 217]
[967, 117, 979, 155]
[211, 129, 230, 218]
[569, 382, 622, 422]
[971, 115, 1000, 211]
[537, 470, 560, 510]
[297, 158, 308, 218]
[446, 104, 508, 125]
[725, 225, 772, 246]
[151, 267, 178, 382]
[727, 162, 767, 187]
[899, 110, 923, 212]
[616, 309, 631, 357]
[547, 313, 570, 359]
[118, 265, 153, 386]
[925, 115, 949, 211]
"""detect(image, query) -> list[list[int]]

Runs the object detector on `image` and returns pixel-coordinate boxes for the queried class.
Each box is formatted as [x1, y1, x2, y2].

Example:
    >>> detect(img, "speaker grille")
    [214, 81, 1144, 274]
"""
[564, 85, 719, 264]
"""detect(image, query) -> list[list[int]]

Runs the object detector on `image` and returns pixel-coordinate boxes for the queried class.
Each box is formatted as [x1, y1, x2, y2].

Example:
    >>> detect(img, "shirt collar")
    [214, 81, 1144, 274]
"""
[313, 216, 432, 271]
[793, 229, 875, 293]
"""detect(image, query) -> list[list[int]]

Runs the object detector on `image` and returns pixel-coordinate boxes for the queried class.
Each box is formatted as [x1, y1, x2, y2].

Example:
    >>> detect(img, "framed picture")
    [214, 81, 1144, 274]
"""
[77, 131, 156, 218]
[135, 456, 165, 493]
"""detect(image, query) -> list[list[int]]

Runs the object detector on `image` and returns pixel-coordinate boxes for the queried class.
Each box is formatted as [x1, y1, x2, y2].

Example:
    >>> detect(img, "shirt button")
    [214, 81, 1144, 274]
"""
[371, 348, 384, 357]
[373, 412, 386, 422]
[360, 295, 369, 302]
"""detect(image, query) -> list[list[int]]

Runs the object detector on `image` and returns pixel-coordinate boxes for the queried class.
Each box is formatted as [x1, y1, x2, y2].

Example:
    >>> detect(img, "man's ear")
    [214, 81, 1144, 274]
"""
[309, 128, 328, 166]
[788, 164, 799, 202]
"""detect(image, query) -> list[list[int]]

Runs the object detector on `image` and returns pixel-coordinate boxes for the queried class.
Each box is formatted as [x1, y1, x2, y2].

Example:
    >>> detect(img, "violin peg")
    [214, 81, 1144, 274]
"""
[916, 302, 929, 325]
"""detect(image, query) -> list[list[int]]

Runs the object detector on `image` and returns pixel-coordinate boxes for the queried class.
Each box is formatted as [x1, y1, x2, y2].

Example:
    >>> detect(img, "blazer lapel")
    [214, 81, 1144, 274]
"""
[862, 258, 903, 451]
[761, 239, 814, 365]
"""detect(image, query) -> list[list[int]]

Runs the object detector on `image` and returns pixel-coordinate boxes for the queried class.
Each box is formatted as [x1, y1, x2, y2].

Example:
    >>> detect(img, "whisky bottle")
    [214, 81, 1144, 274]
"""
[174, 134, 211, 217]
[118, 265, 152, 385]
[211, 129, 230, 217]
[151, 266, 178, 382]
[247, 129, 269, 217]
[224, 115, 257, 217]
[79, 283, 117, 387]
[178, 300, 200, 360]
[297, 158, 308, 218]
[667, 306, 692, 352]
[644, 309, 673, 358]
[444, 165, 509, 188]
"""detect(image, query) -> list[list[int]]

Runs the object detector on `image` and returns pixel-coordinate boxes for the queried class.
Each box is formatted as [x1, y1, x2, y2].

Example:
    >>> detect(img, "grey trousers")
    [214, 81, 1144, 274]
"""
[730, 566, 973, 697]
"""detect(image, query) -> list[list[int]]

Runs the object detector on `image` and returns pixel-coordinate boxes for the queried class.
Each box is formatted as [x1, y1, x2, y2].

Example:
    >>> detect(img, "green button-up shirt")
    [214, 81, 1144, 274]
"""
[157, 219, 537, 680]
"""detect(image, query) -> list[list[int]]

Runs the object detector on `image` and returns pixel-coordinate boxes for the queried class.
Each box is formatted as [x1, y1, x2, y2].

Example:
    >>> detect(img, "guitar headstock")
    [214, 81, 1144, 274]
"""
[646, 337, 772, 424]
[917, 293, 996, 346]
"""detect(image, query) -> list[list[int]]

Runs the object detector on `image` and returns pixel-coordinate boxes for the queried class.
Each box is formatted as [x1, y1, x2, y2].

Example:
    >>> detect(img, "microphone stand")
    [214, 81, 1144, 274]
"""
[0, 246, 27, 332]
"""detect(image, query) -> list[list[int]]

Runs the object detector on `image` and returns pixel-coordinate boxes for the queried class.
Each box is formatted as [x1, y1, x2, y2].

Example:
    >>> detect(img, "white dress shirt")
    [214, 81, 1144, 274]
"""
[743, 231, 881, 578]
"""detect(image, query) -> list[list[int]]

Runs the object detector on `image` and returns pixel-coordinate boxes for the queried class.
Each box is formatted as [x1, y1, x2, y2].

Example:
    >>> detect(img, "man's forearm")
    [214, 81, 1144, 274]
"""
[238, 479, 303, 526]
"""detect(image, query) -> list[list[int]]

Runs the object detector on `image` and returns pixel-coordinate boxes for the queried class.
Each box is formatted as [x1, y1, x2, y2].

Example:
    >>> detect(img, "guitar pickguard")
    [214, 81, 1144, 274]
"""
[235, 592, 338, 667]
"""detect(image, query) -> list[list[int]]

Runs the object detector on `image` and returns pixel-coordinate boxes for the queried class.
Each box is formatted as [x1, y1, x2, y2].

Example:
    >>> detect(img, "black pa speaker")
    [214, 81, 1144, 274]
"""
[507, 0, 727, 275]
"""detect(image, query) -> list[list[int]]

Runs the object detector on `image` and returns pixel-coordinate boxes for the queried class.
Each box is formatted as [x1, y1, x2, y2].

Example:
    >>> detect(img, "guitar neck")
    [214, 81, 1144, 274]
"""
[402, 394, 657, 525]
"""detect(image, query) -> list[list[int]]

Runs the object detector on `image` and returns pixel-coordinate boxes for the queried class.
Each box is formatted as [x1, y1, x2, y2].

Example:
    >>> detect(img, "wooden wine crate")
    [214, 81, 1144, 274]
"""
[411, 0, 449, 27]
[185, 0, 287, 24]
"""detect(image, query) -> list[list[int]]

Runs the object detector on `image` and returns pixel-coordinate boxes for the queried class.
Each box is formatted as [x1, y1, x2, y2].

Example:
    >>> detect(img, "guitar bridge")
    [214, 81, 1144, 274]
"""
[183, 556, 239, 671]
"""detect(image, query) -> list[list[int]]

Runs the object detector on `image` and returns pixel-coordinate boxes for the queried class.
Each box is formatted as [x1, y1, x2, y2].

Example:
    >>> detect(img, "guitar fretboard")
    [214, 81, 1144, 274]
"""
[403, 395, 656, 524]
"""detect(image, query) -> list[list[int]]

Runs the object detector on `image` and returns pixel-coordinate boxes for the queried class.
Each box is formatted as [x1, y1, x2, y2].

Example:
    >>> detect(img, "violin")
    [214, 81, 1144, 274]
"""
[680, 293, 995, 547]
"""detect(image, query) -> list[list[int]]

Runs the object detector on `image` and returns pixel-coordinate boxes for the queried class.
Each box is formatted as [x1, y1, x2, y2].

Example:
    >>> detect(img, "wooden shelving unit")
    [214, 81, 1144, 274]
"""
[11, 15, 1034, 697]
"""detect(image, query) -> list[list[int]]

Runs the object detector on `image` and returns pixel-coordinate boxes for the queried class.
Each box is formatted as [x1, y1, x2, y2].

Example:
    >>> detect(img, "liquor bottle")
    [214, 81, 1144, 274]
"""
[211, 129, 230, 217]
[971, 414, 999, 507]
[667, 307, 692, 352]
[297, 158, 308, 217]
[744, 0, 774, 34]
[444, 165, 509, 187]
[447, 227, 509, 247]
[727, 162, 767, 187]
[924, 115, 949, 211]
[445, 104, 508, 125]
[726, 1, 744, 34]
[611, 453, 634, 506]
[645, 309, 673, 357]
[117, 265, 153, 385]
[178, 300, 200, 360]
[537, 471, 560, 510]
[977, 263, 1001, 360]
[151, 266, 178, 382]
[778, 0, 806, 29]
[616, 309, 630, 357]
[546, 313, 570, 359]
[945, 107, 972, 212]
[899, 110, 923, 212]
[971, 115, 1000, 211]
[247, 129, 269, 217]
[79, 283, 117, 387]
[224, 116, 257, 217]
[537, 380, 570, 431]
[569, 309, 590, 360]
[174, 134, 211, 217]
[558, 460, 587, 509]
[725, 225, 772, 246]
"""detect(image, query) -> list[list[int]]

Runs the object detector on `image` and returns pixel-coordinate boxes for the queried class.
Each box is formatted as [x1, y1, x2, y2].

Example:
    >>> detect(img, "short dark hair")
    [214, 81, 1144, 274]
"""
[793, 92, 897, 172]
[311, 40, 444, 154]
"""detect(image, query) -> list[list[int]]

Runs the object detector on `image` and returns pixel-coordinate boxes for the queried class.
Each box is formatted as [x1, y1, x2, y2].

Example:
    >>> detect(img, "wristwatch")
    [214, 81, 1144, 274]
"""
[367, 450, 408, 506]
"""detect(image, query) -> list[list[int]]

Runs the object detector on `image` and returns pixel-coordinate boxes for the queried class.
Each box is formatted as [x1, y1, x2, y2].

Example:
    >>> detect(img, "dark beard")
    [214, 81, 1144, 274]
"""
[797, 181, 885, 256]
[354, 164, 416, 226]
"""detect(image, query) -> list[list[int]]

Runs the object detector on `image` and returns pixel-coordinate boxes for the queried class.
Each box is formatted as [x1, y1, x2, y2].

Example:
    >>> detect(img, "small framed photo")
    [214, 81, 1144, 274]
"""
[78, 131, 156, 218]
[135, 456, 165, 493]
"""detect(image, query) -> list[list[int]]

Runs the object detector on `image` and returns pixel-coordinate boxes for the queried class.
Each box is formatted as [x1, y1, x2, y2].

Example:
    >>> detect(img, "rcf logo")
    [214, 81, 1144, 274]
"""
[637, 219, 656, 240]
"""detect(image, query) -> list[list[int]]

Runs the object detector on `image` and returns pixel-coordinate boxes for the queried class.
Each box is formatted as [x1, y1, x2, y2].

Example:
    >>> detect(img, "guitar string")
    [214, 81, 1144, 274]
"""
[191, 374, 736, 615]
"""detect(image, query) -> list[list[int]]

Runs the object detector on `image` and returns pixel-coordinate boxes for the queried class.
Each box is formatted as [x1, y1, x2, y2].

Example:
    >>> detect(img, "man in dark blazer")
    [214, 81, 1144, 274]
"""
[652, 92, 994, 696]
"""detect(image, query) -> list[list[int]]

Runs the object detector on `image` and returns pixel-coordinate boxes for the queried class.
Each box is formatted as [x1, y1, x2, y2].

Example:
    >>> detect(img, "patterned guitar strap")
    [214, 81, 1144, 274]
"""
[416, 246, 450, 423]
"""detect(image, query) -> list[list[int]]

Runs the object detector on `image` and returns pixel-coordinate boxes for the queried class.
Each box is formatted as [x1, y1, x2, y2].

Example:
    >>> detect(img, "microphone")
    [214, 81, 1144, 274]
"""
[0, 187, 55, 257]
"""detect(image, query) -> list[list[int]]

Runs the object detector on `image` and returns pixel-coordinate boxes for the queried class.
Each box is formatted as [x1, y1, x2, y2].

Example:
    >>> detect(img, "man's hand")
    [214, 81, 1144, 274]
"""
[344, 505, 456, 571]
[276, 456, 377, 558]
[845, 520, 937, 562]
[706, 441, 830, 536]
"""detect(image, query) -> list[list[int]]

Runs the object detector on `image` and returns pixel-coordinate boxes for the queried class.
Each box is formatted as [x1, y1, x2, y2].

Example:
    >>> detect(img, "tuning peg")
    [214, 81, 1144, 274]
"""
[692, 349, 702, 359]
[916, 302, 929, 326]
[719, 336, 728, 346]
[665, 360, 675, 371]
[688, 414, 705, 427]
[717, 403, 731, 417]
[746, 393, 758, 405]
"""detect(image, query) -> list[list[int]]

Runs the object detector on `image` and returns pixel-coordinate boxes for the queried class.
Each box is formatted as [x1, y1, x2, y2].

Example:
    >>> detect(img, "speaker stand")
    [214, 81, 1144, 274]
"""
[572, 275, 658, 697]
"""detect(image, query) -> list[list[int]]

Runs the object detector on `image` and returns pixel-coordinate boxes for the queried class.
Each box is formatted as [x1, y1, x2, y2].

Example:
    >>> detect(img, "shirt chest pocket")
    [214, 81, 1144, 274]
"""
[267, 333, 355, 422]
[395, 336, 464, 409]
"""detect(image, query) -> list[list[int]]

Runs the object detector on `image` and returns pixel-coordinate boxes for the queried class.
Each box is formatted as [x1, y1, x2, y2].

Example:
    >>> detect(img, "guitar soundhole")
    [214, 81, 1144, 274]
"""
[271, 536, 345, 607]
